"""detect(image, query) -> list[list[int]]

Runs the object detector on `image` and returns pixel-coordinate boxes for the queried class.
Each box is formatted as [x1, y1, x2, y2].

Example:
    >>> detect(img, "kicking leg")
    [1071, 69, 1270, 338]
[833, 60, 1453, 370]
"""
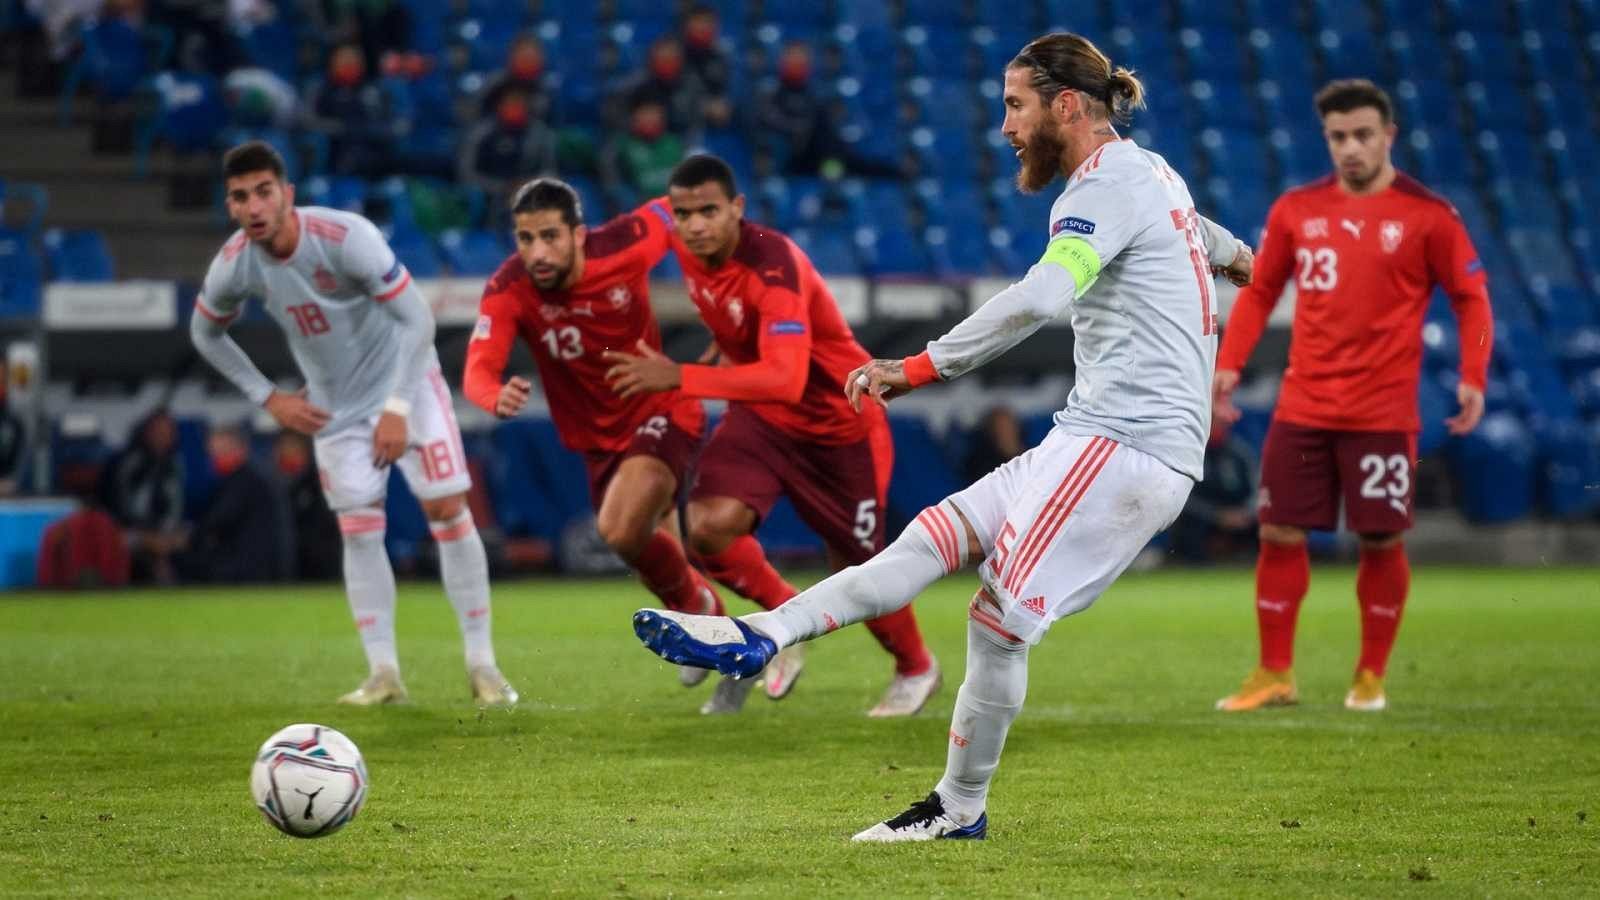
[599, 456, 722, 617]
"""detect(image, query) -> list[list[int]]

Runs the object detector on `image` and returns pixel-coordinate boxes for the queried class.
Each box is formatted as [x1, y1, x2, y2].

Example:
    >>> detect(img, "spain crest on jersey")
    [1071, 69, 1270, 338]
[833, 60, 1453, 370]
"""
[1380, 220, 1405, 254]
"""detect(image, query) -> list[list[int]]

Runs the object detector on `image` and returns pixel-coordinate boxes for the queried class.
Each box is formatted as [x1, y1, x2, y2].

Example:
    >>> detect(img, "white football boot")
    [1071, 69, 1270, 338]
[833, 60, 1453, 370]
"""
[867, 657, 942, 717]
[469, 666, 520, 708]
[852, 792, 987, 842]
[762, 644, 806, 700]
[337, 667, 409, 706]
[700, 673, 758, 715]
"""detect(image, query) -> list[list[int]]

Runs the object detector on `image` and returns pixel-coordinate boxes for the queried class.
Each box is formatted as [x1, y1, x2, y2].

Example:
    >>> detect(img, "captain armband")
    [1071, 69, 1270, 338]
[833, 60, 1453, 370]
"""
[1039, 237, 1102, 297]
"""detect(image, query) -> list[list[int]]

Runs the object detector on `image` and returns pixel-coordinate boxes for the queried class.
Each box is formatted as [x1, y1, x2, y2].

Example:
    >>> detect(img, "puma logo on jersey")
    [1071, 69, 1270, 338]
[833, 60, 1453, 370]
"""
[1340, 219, 1365, 239]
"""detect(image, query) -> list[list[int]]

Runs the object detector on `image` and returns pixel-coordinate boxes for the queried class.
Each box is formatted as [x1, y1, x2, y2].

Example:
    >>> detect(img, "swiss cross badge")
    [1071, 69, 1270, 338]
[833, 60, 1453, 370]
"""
[1380, 220, 1405, 254]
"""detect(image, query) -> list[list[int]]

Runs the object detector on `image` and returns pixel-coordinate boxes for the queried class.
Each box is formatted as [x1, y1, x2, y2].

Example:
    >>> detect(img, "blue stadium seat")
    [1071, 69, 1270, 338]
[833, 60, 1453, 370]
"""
[1041, 0, 1110, 35]
[1476, 129, 1544, 179]
[456, 19, 521, 74]
[1463, 80, 1539, 134]
[903, 0, 970, 27]
[1188, 79, 1258, 129]
[65, 17, 153, 108]
[1206, 177, 1273, 237]
[974, 27, 1034, 76]
[1440, 0, 1515, 32]
[1241, 0, 1305, 31]
[301, 175, 367, 214]
[1455, 31, 1523, 83]
[1447, 411, 1536, 523]
[1175, 0, 1240, 28]
[1407, 128, 1472, 183]
[233, 17, 299, 83]
[1270, 127, 1329, 187]
[437, 229, 508, 275]
[914, 180, 987, 230]
[860, 225, 931, 276]
[41, 229, 113, 282]
[1199, 128, 1272, 183]
[386, 228, 444, 278]
[788, 226, 862, 275]
[1490, 178, 1562, 230]
[925, 223, 991, 277]
[1310, 0, 1381, 32]
[1377, 0, 1439, 29]
[910, 123, 979, 180]
[694, 129, 754, 182]
[564, 174, 610, 225]
[1393, 77, 1464, 131]
[398, 0, 447, 53]
[1535, 416, 1600, 518]
[0, 228, 42, 317]
[612, 0, 678, 25]
[487, 419, 589, 543]
[1180, 28, 1249, 81]
[1256, 76, 1316, 129]
[141, 71, 226, 160]
[1252, 30, 1317, 89]
[886, 416, 964, 525]
[1523, 31, 1586, 82]
[1318, 28, 1386, 82]
[1388, 30, 1451, 91]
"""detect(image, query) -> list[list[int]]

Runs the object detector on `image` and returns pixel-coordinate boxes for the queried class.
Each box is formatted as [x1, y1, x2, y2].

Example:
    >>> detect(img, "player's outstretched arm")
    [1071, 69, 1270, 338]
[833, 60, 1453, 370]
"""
[462, 293, 527, 418]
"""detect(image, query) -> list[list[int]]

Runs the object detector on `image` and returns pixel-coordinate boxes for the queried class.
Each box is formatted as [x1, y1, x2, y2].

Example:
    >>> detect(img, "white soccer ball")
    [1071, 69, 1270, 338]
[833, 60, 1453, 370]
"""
[250, 723, 368, 838]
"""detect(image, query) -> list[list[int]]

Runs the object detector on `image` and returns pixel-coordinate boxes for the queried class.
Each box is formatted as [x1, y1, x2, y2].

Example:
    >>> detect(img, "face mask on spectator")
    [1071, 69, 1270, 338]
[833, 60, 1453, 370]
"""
[211, 443, 249, 477]
[650, 48, 683, 81]
[330, 50, 364, 87]
[779, 54, 811, 87]
[685, 18, 717, 50]
[510, 46, 544, 81]
[497, 96, 530, 129]
[631, 106, 666, 140]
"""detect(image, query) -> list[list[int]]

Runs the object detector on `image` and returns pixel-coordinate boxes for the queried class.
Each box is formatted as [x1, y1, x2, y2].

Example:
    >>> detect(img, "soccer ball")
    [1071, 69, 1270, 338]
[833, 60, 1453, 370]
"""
[250, 723, 368, 838]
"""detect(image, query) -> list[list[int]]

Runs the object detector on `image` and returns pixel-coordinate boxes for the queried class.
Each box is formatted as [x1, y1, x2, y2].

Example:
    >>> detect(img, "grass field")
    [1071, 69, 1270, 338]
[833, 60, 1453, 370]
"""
[1, 566, 1597, 898]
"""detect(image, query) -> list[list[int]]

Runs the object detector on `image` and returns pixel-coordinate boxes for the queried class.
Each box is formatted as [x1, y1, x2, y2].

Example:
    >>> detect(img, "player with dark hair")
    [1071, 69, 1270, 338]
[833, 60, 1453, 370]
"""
[628, 33, 1252, 839]
[604, 154, 940, 716]
[462, 178, 722, 692]
[1213, 79, 1494, 713]
[192, 141, 518, 707]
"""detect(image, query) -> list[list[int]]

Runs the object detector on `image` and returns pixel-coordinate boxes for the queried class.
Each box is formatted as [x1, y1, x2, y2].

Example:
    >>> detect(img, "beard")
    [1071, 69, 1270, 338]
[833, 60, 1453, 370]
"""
[528, 247, 575, 290]
[1015, 120, 1068, 194]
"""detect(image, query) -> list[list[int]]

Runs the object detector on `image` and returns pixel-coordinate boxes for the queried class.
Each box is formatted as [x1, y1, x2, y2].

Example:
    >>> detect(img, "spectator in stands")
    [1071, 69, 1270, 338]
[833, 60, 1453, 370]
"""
[962, 406, 1025, 484]
[273, 431, 340, 581]
[476, 34, 552, 122]
[24, 0, 102, 60]
[680, 5, 733, 129]
[608, 37, 701, 135]
[99, 408, 185, 585]
[224, 67, 300, 130]
[306, 43, 406, 176]
[36, 465, 129, 590]
[0, 383, 26, 496]
[308, 0, 412, 75]
[600, 99, 685, 207]
[178, 424, 293, 583]
[755, 43, 899, 178]
[1168, 420, 1258, 565]
[458, 86, 558, 206]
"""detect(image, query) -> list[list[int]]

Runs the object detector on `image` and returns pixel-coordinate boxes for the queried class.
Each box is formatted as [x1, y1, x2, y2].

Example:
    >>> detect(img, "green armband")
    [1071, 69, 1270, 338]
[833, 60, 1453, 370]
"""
[1040, 237, 1102, 296]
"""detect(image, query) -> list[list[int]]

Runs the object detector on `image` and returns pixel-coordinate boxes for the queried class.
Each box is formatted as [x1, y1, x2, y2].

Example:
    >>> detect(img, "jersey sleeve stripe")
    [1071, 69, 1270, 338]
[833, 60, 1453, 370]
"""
[374, 270, 412, 302]
[194, 297, 239, 325]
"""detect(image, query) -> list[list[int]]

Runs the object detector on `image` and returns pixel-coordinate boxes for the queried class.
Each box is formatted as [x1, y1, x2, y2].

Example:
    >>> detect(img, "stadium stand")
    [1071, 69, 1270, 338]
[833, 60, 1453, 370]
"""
[1, 0, 1597, 578]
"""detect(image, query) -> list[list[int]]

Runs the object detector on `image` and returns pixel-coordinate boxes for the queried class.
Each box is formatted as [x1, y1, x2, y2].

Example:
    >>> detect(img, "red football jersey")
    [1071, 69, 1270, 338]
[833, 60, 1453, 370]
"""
[463, 200, 702, 452]
[671, 217, 882, 445]
[1218, 172, 1493, 432]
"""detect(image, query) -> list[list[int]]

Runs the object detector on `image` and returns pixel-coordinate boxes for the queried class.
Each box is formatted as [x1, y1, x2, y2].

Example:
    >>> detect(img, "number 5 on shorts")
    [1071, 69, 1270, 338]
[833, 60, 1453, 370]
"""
[853, 499, 877, 551]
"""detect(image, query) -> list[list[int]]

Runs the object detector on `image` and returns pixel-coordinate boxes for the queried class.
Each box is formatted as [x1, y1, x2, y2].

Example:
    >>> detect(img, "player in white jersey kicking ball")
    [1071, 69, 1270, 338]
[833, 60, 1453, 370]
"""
[190, 141, 517, 707]
[633, 33, 1253, 840]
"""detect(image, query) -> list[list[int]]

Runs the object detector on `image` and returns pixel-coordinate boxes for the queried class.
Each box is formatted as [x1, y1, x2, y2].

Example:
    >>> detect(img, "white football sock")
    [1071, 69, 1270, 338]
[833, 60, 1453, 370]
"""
[431, 510, 496, 671]
[340, 511, 398, 674]
[742, 501, 970, 647]
[933, 613, 1028, 825]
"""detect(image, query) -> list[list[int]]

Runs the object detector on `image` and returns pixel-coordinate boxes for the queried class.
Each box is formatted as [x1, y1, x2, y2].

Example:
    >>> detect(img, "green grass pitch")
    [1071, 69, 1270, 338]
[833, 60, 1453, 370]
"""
[1, 566, 1596, 897]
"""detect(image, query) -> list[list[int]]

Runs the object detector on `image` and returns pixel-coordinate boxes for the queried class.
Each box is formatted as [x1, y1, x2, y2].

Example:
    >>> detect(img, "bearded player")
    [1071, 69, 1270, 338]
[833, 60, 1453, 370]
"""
[630, 33, 1253, 839]
[605, 155, 939, 717]
[1213, 79, 1493, 713]
[462, 178, 722, 691]
[191, 141, 517, 707]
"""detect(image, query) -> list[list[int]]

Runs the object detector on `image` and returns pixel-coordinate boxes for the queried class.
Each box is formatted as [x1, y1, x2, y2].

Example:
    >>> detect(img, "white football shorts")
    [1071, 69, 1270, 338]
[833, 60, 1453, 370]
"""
[313, 366, 472, 512]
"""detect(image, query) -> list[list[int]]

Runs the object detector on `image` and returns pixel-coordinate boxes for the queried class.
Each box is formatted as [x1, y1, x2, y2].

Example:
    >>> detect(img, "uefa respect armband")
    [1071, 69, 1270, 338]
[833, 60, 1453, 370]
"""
[1040, 236, 1101, 296]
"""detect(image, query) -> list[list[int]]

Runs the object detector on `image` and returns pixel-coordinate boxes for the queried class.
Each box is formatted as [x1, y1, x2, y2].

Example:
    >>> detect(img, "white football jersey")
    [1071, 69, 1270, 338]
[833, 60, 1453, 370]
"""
[1044, 140, 1219, 480]
[198, 206, 437, 433]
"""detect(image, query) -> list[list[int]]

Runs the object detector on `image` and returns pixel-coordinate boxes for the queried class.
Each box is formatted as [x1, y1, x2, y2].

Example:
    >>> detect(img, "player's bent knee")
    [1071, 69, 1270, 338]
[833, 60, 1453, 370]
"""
[908, 501, 971, 575]
[596, 513, 651, 561]
[338, 508, 387, 544]
[420, 493, 467, 523]
[1358, 532, 1403, 550]
[1259, 523, 1307, 546]
[686, 500, 749, 557]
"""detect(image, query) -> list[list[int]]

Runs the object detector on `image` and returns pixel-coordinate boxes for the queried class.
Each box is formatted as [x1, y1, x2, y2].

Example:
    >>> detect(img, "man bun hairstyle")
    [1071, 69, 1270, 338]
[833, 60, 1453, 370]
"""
[222, 140, 287, 181]
[668, 153, 739, 200]
[1010, 32, 1147, 125]
[510, 177, 582, 226]
[1314, 78, 1394, 124]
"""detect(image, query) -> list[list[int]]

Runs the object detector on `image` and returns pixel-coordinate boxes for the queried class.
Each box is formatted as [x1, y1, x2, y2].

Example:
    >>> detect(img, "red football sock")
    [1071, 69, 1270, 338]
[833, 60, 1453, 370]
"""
[699, 535, 797, 611]
[1356, 542, 1410, 677]
[635, 529, 723, 615]
[863, 606, 934, 676]
[1256, 540, 1310, 671]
